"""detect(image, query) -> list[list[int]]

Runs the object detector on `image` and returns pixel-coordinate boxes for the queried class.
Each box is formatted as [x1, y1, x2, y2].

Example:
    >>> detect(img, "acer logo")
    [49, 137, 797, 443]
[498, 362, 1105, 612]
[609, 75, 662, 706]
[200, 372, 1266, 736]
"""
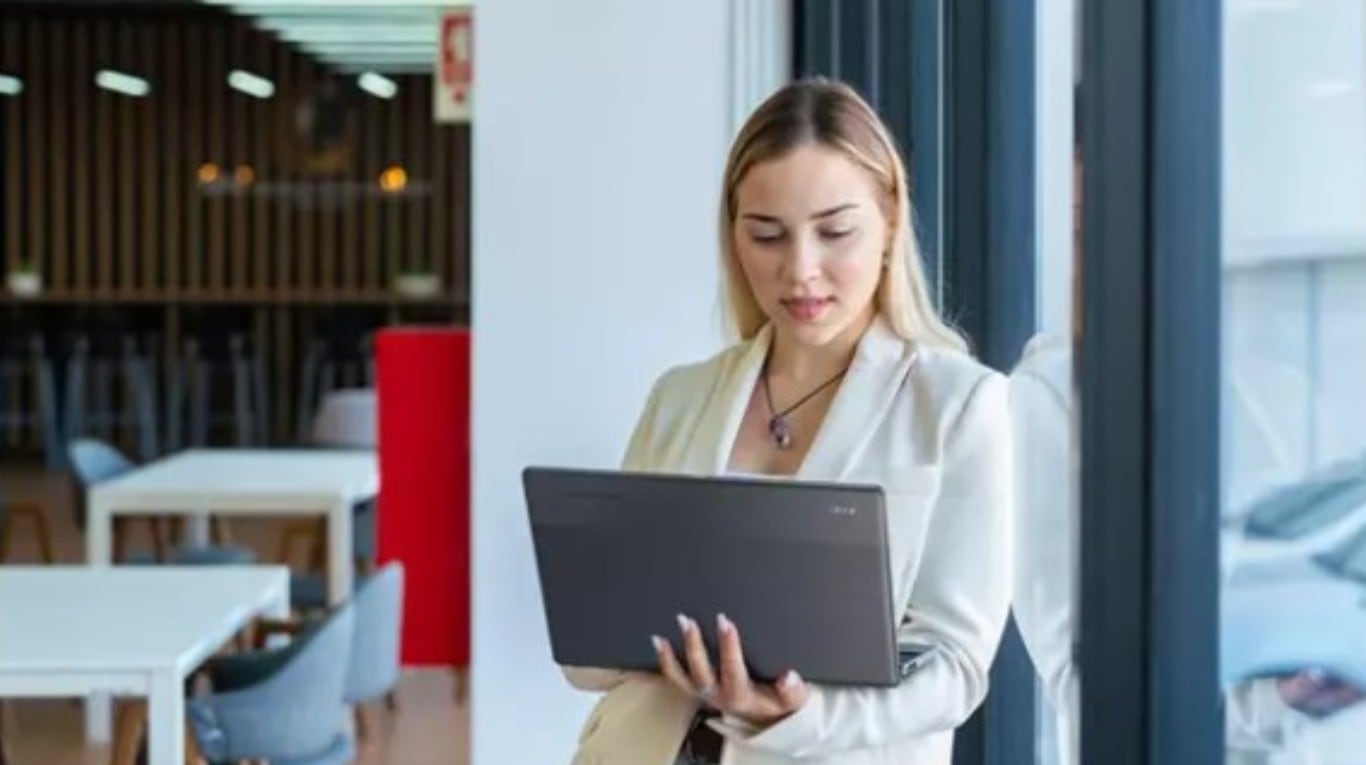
[831, 505, 858, 516]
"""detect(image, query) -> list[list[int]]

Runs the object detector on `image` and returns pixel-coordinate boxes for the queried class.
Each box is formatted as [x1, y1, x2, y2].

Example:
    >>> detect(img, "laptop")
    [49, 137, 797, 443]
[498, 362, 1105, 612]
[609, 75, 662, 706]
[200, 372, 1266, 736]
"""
[522, 466, 934, 687]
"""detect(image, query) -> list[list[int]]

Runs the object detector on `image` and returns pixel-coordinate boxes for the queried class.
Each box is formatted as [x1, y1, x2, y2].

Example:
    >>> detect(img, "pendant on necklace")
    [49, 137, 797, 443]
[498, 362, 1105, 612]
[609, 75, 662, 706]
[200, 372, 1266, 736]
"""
[768, 415, 793, 450]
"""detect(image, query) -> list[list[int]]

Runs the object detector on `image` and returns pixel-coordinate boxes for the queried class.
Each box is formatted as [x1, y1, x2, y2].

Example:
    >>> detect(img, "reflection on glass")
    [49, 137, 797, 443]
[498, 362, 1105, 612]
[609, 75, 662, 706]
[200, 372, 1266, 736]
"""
[1221, 0, 1366, 762]
[1011, 40, 1082, 765]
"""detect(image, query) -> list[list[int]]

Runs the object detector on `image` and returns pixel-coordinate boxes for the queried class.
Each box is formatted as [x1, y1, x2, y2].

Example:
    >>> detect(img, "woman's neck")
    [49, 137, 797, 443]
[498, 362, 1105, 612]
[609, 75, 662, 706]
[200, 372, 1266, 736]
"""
[767, 313, 873, 386]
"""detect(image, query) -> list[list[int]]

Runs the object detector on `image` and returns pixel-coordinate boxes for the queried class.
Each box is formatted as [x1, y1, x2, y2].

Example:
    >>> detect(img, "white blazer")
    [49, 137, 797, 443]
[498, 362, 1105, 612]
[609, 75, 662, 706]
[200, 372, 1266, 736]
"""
[563, 317, 1015, 765]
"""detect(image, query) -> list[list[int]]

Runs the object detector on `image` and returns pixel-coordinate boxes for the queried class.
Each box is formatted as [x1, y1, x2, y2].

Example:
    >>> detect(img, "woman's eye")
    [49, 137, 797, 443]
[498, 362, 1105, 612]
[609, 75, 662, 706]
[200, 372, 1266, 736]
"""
[821, 228, 854, 240]
[750, 230, 785, 243]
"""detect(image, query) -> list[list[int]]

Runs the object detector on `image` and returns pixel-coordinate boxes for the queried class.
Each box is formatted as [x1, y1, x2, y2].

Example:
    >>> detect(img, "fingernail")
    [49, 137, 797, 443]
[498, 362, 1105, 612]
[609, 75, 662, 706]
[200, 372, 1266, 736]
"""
[717, 613, 733, 634]
[676, 613, 692, 632]
[780, 670, 802, 688]
[651, 635, 666, 653]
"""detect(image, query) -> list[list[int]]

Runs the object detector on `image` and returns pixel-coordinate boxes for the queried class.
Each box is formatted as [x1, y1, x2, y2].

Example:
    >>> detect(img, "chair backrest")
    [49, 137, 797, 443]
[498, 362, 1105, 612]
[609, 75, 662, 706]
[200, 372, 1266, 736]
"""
[203, 600, 356, 762]
[344, 562, 404, 703]
[309, 388, 377, 448]
[67, 438, 135, 487]
[66, 439, 136, 529]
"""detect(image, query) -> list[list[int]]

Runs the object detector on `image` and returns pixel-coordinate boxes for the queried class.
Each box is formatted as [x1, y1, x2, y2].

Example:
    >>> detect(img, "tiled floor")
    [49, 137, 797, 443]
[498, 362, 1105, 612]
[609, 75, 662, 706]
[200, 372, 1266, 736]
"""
[0, 460, 469, 765]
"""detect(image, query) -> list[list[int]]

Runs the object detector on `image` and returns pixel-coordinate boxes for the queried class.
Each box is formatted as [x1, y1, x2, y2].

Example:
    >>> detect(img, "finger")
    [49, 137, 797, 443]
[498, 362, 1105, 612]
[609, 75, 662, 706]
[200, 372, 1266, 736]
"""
[716, 613, 750, 700]
[653, 635, 695, 697]
[773, 669, 809, 711]
[1325, 684, 1365, 709]
[678, 614, 718, 695]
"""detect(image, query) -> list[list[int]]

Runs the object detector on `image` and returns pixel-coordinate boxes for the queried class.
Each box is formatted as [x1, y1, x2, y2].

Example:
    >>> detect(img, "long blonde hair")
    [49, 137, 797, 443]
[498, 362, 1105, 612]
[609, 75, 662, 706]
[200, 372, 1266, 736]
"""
[718, 78, 968, 354]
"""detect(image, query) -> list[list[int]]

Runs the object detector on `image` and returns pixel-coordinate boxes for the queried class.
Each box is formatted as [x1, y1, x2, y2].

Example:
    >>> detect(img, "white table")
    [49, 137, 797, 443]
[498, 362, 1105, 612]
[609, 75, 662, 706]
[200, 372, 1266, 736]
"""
[88, 448, 379, 608]
[0, 566, 290, 765]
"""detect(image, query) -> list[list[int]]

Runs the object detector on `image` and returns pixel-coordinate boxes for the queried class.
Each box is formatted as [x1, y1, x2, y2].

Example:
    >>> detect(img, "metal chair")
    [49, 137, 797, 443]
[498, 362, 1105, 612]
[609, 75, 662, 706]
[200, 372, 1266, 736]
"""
[0, 330, 63, 469]
[295, 320, 376, 445]
[165, 322, 269, 451]
[62, 332, 160, 464]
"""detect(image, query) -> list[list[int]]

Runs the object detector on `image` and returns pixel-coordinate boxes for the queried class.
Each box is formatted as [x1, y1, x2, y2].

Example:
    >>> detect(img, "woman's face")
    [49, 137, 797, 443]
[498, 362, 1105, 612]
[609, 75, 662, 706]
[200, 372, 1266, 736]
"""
[733, 144, 888, 350]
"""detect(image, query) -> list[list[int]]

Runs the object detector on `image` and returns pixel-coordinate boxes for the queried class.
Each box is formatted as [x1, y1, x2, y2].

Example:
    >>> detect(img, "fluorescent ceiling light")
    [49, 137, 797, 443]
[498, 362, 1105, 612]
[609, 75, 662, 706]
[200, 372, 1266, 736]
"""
[249, 10, 438, 26]
[339, 63, 430, 74]
[358, 72, 398, 99]
[0, 73, 22, 96]
[228, 69, 275, 99]
[274, 28, 434, 44]
[95, 70, 150, 97]
[300, 42, 433, 52]
[204, 0, 451, 7]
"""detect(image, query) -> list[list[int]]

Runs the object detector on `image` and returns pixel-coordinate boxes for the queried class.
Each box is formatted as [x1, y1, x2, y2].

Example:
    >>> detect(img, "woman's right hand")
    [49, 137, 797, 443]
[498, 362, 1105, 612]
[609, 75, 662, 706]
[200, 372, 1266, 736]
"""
[1277, 669, 1365, 718]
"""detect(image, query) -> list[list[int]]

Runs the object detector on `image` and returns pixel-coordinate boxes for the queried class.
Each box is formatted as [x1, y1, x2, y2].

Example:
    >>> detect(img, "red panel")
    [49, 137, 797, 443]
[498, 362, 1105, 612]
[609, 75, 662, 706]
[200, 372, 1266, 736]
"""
[376, 327, 470, 668]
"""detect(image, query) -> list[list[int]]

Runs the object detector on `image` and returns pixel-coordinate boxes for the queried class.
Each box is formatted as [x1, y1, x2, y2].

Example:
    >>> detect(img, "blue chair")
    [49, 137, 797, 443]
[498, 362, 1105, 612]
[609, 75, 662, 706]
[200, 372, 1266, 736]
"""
[262, 563, 405, 735]
[190, 602, 357, 765]
[277, 388, 379, 611]
[66, 438, 255, 565]
[343, 563, 404, 737]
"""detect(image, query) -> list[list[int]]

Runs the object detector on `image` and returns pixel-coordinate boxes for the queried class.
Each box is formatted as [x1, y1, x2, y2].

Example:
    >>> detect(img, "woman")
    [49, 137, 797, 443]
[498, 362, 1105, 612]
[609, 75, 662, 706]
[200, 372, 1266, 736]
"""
[562, 78, 1014, 765]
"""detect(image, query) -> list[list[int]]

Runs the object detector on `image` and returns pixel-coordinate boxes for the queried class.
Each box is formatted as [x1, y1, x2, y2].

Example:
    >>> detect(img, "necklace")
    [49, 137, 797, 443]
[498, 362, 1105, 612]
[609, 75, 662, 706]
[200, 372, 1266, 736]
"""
[761, 359, 849, 450]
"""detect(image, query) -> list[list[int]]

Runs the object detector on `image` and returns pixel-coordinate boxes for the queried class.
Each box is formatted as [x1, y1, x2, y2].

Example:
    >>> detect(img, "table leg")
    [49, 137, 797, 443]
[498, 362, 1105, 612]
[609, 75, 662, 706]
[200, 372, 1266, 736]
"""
[85, 498, 114, 743]
[147, 672, 185, 765]
[327, 501, 354, 606]
[259, 573, 294, 650]
[183, 514, 211, 548]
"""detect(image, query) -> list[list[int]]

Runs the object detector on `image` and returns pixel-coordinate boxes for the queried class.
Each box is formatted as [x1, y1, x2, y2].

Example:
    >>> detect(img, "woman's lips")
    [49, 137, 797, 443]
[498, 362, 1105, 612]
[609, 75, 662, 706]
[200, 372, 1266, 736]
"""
[781, 296, 834, 321]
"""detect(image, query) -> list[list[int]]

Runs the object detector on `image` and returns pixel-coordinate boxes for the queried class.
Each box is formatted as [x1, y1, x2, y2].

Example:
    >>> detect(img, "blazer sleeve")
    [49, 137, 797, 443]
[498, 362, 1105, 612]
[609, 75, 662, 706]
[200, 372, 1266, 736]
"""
[560, 372, 667, 693]
[713, 373, 1016, 756]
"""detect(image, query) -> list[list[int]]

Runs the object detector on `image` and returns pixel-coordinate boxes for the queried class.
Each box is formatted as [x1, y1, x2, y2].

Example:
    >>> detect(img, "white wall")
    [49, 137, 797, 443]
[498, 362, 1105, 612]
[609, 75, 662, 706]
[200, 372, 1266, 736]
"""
[471, 1, 740, 761]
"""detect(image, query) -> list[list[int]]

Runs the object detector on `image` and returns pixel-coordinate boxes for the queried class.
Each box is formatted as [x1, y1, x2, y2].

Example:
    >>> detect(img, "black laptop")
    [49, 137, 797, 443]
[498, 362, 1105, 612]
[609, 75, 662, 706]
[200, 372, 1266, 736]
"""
[522, 466, 933, 687]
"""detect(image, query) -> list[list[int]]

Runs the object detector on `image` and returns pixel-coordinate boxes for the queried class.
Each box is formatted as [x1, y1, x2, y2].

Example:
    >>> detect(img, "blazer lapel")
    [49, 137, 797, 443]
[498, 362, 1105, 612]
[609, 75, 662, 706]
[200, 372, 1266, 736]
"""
[680, 318, 917, 480]
[671, 325, 771, 475]
[797, 317, 918, 481]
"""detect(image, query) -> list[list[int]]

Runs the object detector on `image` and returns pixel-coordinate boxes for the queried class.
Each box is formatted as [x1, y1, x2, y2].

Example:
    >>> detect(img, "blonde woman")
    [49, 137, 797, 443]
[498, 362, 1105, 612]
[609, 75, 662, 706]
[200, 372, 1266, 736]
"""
[562, 78, 1014, 765]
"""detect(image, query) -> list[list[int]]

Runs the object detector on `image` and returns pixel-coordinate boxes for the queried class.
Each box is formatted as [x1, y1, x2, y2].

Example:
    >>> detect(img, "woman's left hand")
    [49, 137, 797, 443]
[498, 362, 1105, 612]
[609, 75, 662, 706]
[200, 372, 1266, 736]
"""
[653, 613, 810, 727]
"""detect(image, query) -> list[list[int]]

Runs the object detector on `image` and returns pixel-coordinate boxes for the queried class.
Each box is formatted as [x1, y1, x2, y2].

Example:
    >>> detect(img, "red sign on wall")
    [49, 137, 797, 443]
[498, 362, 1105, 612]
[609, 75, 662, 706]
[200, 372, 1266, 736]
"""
[435, 7, 473, 123]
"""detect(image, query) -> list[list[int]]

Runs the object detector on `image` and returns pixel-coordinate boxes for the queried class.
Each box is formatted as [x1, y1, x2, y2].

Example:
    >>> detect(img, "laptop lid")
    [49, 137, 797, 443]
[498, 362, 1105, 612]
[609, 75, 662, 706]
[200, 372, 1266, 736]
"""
[523, 466, 903, 687]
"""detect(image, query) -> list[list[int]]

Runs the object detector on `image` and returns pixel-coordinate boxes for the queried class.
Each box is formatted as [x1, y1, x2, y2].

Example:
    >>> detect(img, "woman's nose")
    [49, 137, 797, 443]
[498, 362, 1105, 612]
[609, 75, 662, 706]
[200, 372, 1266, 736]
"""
[783, 236, 822, 281]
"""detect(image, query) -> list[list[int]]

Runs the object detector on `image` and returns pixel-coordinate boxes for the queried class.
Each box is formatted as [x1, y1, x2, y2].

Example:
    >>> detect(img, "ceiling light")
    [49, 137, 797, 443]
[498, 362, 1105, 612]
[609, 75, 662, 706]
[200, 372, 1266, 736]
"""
[95, 70, 150, 97]
[0, 74, 22, 96]
[204, 0, 449, 7]
[379, 166, 408, 193]
[228, 70, 275, 99]
[358, 72, 398, 99]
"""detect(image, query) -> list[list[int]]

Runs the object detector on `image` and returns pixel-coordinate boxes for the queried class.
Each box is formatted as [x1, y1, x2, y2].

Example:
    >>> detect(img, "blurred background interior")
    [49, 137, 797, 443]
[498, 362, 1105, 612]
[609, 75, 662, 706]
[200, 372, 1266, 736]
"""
[3, 0, 1366, 765]
[2, 1, 469, 763]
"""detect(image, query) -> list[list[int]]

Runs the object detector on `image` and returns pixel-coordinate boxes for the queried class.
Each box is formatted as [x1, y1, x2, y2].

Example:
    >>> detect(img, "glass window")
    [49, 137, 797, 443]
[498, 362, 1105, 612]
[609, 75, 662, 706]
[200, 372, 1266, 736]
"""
[1221, 0, 1366, 763]
[1016, 1, 1080, 763]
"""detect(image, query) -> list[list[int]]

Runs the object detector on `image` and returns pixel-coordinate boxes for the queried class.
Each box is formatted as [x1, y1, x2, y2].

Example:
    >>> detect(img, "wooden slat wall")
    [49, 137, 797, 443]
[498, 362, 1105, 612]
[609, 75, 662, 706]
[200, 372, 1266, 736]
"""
[0, 6, 470, 455]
